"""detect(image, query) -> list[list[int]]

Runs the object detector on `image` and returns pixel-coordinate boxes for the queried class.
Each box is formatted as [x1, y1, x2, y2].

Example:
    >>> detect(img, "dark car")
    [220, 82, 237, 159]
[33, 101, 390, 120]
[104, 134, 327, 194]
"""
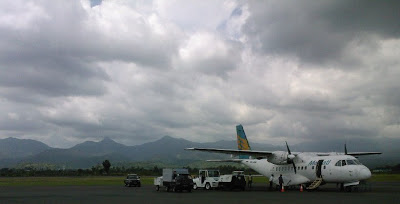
[124, 174, 141, 187]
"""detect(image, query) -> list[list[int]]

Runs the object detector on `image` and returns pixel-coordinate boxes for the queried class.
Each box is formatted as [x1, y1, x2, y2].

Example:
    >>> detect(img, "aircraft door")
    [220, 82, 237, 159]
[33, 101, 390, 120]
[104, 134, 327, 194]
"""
[316, 160, 324, 178]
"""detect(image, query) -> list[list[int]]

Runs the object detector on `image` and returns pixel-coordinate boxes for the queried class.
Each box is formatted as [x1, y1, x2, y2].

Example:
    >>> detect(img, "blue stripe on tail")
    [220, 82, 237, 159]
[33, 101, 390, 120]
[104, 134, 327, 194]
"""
[236, 124, 251, 159]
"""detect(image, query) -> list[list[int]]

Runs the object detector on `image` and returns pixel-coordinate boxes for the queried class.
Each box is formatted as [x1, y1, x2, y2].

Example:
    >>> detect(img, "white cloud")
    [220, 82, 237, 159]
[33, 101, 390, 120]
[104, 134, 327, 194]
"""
[0, 1, 50, 30]
[176, 32, 241, 77]
[7, 113, 19, 120]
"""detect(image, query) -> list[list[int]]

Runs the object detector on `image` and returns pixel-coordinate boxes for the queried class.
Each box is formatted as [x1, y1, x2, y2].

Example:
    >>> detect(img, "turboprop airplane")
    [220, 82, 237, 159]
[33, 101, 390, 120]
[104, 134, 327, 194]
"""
[185, 125, 381, 191]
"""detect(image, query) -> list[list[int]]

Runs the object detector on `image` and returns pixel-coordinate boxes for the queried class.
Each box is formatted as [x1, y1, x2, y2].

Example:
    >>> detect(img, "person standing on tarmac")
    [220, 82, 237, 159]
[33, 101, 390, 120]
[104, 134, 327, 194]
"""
[173, 171, 177, 180]
[247, 174, 253, 188]
[279, 174, 284, 191]
[269, 174, 274, 191]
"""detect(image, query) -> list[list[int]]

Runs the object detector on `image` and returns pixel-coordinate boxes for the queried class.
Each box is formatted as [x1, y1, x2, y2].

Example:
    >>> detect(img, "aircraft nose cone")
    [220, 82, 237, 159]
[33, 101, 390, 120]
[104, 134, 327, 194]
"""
[359, 167, 371, 180]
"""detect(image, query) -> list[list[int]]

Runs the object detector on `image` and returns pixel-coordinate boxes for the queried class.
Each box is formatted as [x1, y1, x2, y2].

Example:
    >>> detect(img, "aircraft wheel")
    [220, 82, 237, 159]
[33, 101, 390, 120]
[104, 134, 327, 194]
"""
[156, 185, 160, 191]
[193, 184, 197, 190]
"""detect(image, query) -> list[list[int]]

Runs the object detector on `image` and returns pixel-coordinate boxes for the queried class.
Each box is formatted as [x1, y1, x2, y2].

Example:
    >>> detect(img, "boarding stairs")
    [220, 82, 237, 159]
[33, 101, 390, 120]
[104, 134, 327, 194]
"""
[306, 177, 323, 190]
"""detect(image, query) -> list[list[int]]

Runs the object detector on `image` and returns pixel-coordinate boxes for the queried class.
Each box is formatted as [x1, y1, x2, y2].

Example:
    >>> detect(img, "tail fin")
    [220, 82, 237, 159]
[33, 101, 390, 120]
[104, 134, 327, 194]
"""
[236, 124, 251, 159]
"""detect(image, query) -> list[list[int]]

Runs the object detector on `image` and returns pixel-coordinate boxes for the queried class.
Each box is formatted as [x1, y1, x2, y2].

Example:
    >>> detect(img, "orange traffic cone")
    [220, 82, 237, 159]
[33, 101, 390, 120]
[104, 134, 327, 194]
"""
[300, 184, 303, 192]
[281, 185, 285, 192]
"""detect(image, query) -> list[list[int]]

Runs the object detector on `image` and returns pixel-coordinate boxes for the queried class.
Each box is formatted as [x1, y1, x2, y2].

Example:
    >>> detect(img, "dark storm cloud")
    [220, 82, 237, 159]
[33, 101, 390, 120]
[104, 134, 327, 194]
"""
[0, 2, 107, 100]
[0, 58, 108, 99]
[0, 0, 179, 101]
[245, 0, 400, 65]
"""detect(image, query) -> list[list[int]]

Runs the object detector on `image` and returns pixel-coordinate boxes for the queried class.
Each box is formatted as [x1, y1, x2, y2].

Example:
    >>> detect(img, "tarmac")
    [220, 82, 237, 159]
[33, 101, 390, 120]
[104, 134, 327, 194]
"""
[0, 182, 399, 204]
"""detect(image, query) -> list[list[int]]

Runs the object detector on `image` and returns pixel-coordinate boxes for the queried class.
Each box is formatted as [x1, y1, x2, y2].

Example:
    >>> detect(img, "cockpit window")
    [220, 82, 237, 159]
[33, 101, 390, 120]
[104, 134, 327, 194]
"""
[335, 161, 341, 166]
[336, 160, 362, 166]
[346, 160, 356, 165]
[346, 160, 361, 165]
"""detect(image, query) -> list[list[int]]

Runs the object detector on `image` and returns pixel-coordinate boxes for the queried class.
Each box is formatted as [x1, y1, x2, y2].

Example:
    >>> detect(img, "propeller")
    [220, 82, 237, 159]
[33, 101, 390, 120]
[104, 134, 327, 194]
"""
[285, 141, 297, 174]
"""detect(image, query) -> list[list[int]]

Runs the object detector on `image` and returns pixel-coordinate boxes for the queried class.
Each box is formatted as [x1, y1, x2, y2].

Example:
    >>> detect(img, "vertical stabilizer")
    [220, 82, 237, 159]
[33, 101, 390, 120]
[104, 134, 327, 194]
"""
[236, 124, 251, 159]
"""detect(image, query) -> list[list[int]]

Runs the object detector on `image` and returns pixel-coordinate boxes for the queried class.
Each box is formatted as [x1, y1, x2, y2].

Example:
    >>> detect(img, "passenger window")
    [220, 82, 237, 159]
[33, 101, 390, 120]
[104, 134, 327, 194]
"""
[323, 166, 326, 169]
[298, 167, 300, 170]
[342, 160, 346, 166]
[301, 166, 303, 170]
[312, 166, 314, 170]
[305, 166, 307, 170]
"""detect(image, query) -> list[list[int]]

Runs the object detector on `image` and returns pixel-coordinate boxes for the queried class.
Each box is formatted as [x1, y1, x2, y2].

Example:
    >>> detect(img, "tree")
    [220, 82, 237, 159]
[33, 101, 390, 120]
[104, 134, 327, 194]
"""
[102, 160, 111, 175]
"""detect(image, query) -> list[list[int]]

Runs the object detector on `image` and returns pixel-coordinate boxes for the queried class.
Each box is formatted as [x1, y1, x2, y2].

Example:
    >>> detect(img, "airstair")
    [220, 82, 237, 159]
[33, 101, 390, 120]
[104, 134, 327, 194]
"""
[306, 177, 323, 190]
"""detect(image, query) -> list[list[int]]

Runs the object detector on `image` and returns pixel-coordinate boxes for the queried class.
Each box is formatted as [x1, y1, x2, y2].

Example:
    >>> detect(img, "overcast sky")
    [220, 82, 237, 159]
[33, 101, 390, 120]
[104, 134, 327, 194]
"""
[1, 0, 400, 148]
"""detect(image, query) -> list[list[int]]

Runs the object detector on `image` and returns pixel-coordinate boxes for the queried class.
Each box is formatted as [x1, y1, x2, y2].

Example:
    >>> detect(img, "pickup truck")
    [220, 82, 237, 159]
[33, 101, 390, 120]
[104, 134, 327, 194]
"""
[154, 169, 193, 192]
[124, 174, 141, 187]
[218, 171, 246, 190]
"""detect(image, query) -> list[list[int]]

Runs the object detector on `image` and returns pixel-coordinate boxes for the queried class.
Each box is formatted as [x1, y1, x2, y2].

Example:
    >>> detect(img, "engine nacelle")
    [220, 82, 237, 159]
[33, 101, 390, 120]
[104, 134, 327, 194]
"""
[267, 151, 289, 165]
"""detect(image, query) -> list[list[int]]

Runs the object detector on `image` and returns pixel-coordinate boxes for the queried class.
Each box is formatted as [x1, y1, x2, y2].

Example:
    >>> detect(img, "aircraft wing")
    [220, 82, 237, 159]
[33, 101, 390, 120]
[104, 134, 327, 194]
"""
[206, 159, 244, 163]
[347, 152, 382, 156]
[185, 147, 273, 158]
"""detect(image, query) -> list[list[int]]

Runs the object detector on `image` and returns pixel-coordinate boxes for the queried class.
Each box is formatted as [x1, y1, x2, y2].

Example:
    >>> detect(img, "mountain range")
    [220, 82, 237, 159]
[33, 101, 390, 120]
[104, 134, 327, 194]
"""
[0, 136, 398, 169]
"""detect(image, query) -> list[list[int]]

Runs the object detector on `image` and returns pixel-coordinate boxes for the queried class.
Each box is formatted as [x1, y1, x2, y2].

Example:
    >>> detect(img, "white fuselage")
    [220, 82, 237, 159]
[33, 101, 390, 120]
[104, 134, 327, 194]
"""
[241, 153, 371, 186]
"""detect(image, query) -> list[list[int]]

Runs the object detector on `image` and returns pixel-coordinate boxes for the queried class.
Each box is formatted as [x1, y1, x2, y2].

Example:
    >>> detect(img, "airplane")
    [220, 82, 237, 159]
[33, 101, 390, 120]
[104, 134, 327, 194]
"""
[185, 124, 382, 192]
